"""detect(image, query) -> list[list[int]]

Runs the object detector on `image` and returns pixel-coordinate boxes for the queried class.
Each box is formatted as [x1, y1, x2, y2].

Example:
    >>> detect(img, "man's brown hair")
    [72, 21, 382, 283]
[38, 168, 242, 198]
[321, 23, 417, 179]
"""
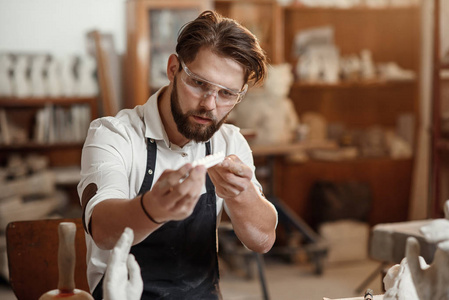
[176, 10, 267, 87]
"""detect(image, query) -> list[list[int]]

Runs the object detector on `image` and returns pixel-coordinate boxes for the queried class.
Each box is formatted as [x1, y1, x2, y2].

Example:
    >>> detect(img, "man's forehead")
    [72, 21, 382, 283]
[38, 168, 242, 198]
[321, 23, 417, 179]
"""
[187, 49, 245, 90]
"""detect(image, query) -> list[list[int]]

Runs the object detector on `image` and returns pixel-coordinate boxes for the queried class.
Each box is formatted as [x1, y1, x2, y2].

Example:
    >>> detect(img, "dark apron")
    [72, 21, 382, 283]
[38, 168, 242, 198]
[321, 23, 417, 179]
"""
[92, 139, 221, 299]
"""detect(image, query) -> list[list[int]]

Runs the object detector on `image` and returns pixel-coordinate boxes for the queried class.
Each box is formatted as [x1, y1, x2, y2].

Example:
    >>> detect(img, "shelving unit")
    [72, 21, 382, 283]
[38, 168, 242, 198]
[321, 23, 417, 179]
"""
[291, 5, 419, 225]
[123, 1, 422, 225]
[278, 4, 420, 225]
[0, 97, 98, 167]
[214, 0, 284, 64]
[125, 0, 212, 108]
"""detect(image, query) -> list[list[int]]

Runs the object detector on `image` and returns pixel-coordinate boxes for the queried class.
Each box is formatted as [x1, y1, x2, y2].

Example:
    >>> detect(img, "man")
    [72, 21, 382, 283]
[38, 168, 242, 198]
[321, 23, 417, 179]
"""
[78, 10, 278, 299]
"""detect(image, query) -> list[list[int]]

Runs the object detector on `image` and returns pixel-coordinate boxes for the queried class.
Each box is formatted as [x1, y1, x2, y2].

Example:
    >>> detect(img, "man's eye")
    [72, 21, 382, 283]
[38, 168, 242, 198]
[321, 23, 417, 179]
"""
[192, 79, 205, 87]
[219, 89, 237, 98]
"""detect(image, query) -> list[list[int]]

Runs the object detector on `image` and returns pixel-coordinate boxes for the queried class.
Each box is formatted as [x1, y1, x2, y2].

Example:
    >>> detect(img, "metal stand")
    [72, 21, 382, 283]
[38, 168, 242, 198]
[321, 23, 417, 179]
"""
[262, 155, 328, 275]
[354, 261, 388, 294]
[255, 252, 270, 300]
[218, 225, 271, 300]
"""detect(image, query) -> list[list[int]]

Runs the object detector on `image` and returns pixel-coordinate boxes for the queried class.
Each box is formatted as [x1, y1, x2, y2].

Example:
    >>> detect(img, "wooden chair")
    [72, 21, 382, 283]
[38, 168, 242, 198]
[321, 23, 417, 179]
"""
[6, 218, 90, 300]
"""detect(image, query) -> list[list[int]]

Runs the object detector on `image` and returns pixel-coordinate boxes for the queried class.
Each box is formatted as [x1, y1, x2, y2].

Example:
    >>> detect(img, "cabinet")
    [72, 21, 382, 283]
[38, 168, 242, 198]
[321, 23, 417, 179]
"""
[125, 0, 212, 108]
[284, 6, 420, 127]
[0, 97, 98, 167]
[264, 5, 420, 225]
[214, 0, 284, 64]
[291, 6, 419, 225]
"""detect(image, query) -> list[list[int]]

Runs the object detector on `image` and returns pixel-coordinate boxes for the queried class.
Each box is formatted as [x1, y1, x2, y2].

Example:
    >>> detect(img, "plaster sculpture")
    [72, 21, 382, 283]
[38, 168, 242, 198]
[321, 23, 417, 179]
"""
[359, 126, 387, 157]
[383, 256, 425, 300]
[340, 55, 361, 81]
[390, 0, 413, 7]
[378, 62, 416, 81]
[296, 45, 339, 83]
[321, 47, 340, 83]
[365, 0, 389, 8]
[406, 237, 449, 300]
[60, 55, 78, 98]
[420, 219, 449, 244]
[45, 57, 63, 98]
[230, 63, 299, 145]
[301, 112, 327, 142]
[333, 0, 362, 8]
[39, 222, 94, 300]
[385, 132, 413, 159]
[0, 54, 13, 97]
[30, 54, 49, 98]
[11, 55, 32, 98]
[103, 227, 143, 300]
[77, 55, 98, 97]
[419, 199, 449, 244]
[360, 49, 376, 80]
[383, 199, 449, 300]
[275, 0, 294, 6]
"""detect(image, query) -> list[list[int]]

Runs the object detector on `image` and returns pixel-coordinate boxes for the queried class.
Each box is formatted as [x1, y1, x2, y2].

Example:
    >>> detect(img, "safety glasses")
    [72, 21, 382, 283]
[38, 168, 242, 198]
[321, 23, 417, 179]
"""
[178, 57, 248, 107]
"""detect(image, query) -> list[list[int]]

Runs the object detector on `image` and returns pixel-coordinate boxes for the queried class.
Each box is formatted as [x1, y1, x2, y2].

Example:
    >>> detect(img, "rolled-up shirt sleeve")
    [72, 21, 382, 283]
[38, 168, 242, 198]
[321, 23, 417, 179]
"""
[77, 117, 133, 234]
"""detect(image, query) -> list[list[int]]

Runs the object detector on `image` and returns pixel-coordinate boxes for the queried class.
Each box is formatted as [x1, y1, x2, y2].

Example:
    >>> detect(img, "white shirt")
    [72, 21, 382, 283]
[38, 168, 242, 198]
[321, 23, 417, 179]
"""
[78, 88, 265, 291]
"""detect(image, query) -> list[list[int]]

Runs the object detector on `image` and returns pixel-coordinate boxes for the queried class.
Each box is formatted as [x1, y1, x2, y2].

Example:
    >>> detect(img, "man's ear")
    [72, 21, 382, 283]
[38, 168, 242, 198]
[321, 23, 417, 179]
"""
[167, 54, 180, 82]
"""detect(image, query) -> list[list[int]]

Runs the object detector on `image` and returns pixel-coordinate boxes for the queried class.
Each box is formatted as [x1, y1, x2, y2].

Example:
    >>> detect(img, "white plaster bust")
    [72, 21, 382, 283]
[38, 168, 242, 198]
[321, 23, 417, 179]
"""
[45, 57, 63, 98]
[12, 55, 32, 98]
[383, 256, 425, 300]
[30, 54, 49, 98]
[60, 55, 78, 98]
[230, 63, 299, 145]
[77, 55, 98, 97]
[383, 199, 449, 300]
[406, 237, 449, 300]
[0, 54, 13, 97]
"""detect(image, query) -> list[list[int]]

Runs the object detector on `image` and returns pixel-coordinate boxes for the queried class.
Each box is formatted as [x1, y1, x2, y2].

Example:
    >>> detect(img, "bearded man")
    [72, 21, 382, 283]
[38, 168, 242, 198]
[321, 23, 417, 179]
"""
[78, 10, 278, 300]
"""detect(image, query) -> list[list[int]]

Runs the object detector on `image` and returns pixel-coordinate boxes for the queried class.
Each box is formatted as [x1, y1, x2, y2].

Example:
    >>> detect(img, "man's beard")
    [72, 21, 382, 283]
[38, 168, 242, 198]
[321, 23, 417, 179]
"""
[171, 76, 229, 142]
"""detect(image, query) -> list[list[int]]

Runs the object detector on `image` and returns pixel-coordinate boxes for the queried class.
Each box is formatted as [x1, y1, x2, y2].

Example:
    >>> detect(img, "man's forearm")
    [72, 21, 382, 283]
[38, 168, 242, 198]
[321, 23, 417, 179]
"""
[224, 185, 277, 253]
[90, 196, 162, 250]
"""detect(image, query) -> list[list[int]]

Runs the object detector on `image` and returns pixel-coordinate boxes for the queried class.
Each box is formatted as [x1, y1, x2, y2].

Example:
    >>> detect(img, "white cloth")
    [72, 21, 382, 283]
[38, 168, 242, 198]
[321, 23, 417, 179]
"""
[78, 87, 264, 292]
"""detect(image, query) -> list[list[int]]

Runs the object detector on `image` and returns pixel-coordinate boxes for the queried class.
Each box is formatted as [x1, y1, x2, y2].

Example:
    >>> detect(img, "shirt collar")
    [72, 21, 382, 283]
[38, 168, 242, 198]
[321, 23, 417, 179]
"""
[143, 87, 171, 148]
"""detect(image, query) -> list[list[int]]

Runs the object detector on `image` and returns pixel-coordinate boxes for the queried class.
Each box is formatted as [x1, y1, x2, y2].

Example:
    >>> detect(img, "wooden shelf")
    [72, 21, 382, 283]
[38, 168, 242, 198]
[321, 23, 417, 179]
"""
[0, 96, 97, 167]
[0, 142, 85, 150]
[0, 97, 97, 108]
[285, 5, 420, 12]
[292, 79, 416, 90]
[215, 0, 274, 3]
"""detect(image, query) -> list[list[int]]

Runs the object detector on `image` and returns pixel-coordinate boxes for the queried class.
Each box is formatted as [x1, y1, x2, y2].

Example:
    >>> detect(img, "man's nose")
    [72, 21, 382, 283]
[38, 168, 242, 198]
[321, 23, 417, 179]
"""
[201, 89, 218, 109]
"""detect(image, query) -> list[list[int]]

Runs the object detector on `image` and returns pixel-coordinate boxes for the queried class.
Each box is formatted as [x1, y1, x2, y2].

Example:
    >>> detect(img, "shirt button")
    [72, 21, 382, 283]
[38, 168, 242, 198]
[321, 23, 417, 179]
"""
[181, 153, 188, 157]
[148, 169, 153, 175]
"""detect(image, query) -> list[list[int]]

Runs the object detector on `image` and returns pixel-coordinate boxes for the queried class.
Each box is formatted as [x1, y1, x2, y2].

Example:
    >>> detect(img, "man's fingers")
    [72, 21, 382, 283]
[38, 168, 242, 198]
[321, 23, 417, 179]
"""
[220, 157, 251, 178]
[157, 164, 194, 195]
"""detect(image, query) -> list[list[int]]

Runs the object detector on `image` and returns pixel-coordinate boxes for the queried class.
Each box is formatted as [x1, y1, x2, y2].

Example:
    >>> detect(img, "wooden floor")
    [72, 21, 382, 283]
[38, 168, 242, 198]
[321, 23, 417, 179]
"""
[1, 255, 385, 300]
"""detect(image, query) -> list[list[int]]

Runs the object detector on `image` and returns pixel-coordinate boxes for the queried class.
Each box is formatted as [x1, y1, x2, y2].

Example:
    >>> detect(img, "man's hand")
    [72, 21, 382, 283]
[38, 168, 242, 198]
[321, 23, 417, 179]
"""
[143, 164, 206, 223]
[103, 227, 143, 300]
[207, 154, 277, 253]
[207, 155, 253, 199]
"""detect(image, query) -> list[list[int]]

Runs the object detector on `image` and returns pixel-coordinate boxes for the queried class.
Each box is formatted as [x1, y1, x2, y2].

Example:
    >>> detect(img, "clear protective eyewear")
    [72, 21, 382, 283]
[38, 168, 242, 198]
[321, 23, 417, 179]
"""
[178, 57, 248, 107]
